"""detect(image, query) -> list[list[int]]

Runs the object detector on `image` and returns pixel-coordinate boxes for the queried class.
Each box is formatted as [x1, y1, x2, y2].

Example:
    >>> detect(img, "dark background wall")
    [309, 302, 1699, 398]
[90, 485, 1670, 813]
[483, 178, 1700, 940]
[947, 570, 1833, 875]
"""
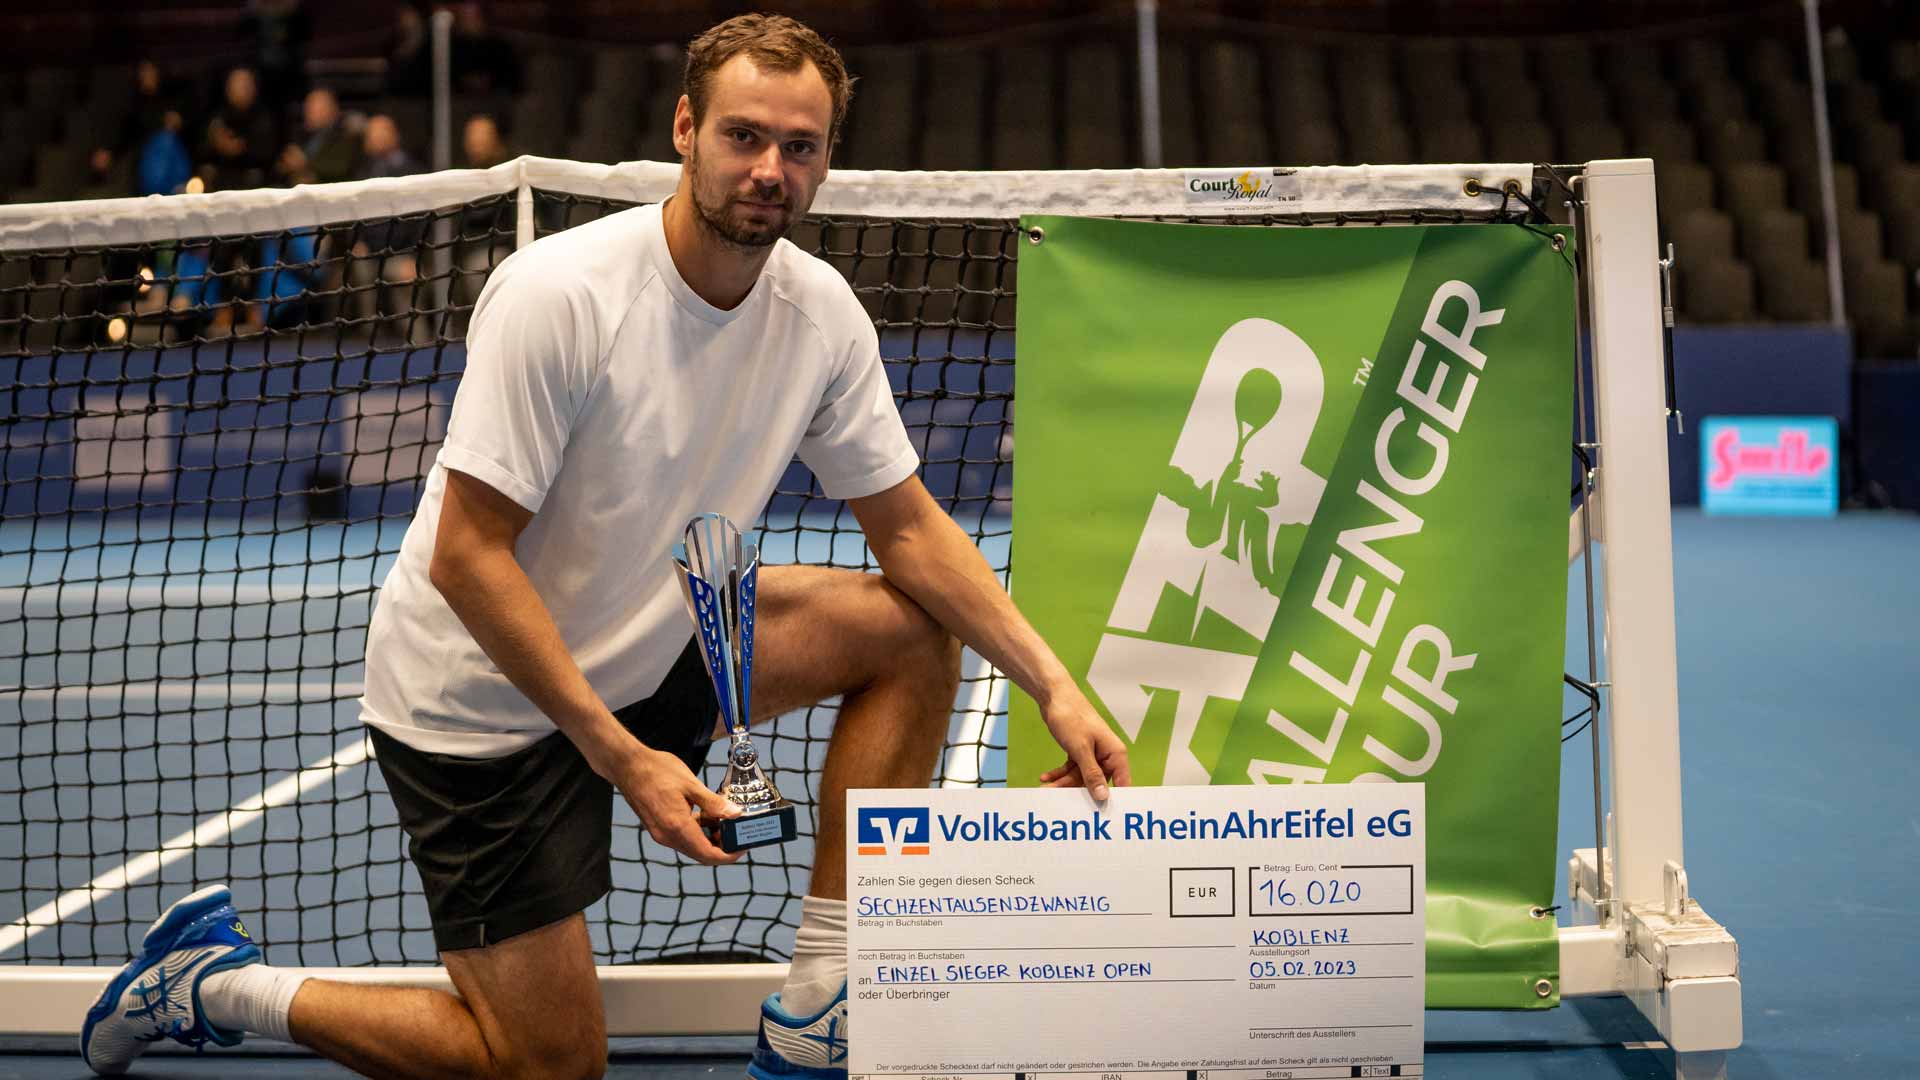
[0, 0, 1910, 65]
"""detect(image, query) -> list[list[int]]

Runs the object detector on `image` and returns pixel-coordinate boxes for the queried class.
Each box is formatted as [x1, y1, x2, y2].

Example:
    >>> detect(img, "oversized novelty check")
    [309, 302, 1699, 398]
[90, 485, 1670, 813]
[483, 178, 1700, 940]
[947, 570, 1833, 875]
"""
[847, 784, 1425, 1079]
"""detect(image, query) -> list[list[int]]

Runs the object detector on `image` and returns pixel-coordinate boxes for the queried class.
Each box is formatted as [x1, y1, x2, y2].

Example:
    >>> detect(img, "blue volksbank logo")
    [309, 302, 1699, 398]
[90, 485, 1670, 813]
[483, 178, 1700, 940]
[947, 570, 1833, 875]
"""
[856, 807, 930, 856]
[856, 807, 1111, 855]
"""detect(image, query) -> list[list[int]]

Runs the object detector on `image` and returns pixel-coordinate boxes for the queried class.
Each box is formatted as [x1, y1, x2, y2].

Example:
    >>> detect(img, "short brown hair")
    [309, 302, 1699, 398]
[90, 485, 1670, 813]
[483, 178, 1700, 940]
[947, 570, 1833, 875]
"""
[683, 14, 854, 146]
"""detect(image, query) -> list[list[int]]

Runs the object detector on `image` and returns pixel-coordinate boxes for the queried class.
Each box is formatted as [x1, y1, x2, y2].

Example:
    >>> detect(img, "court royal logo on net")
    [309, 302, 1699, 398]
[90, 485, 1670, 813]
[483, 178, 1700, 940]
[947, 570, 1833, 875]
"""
[856, 807, 932, 856]
[1183, 168, 1302, 204]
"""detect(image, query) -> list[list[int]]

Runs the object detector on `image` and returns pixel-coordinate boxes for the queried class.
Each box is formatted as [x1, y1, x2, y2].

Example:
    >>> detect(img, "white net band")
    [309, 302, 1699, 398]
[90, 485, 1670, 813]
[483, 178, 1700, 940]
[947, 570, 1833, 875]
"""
[0, 157, 1534, 250]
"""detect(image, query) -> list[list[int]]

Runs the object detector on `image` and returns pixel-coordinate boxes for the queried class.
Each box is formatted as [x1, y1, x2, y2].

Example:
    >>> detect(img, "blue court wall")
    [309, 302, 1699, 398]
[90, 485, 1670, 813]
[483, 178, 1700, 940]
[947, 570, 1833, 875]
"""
[1, 325, 1901, 519]
[1664, 326, 1853, 506]
[1855, 363, 1920, 510]
[0, 330, 1018, 524]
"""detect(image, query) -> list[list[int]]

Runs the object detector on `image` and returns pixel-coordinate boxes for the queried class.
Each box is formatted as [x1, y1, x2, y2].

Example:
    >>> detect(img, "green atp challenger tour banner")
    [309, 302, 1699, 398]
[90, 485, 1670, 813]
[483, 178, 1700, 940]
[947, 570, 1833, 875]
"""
[1008, 215, 1574, 1009]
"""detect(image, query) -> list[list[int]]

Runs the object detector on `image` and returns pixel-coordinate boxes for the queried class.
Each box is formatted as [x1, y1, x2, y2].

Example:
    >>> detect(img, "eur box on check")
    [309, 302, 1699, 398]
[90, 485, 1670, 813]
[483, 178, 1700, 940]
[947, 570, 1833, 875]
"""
[1169, 866, 1235, 917]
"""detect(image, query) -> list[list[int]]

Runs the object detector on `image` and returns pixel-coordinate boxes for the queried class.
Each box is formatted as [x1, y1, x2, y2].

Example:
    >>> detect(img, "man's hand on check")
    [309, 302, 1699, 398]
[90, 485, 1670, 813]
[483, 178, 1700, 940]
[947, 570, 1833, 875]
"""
[1036, 689, 1131, 801]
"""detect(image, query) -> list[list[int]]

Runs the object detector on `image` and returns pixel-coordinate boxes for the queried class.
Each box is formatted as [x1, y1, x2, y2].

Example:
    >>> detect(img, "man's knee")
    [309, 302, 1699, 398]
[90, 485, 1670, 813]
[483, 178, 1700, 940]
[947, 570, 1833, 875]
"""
[490, 1038, 606, 1080]
[473, 1000, 605, 1080]
[445, 915, 606, 1080]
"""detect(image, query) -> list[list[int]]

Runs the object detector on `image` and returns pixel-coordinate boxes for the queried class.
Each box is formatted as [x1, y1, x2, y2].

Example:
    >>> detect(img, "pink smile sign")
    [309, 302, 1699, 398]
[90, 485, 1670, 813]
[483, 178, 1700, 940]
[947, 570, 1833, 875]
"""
[1701, 416, 1838, 516]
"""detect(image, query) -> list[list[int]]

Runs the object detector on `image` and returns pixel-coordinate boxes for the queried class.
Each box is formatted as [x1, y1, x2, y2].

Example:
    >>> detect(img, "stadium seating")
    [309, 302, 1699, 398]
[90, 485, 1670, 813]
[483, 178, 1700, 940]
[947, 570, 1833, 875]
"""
[920, 46, 986, 171]
[1196, 41, 1266, 166]
[6, 22, 1920, 350]
[1064, 42, 1130, 169]
[990, 45, 1057, 170]
[1685, 256, 1758, 321]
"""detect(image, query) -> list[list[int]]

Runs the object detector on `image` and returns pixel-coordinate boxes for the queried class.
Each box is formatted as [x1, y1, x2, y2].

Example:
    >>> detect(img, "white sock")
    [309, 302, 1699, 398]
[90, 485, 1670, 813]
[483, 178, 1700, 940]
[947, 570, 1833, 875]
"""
[199, 964, 309, 1043]
[780, 896, 847, 1018]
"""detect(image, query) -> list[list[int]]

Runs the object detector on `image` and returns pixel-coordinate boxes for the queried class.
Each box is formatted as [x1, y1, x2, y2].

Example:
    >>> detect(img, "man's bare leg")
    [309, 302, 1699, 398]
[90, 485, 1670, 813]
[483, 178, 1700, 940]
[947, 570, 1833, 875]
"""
[753, 565, 964, 899]
[288, 913, 606, 1080]
[746, 565, 959, 1029]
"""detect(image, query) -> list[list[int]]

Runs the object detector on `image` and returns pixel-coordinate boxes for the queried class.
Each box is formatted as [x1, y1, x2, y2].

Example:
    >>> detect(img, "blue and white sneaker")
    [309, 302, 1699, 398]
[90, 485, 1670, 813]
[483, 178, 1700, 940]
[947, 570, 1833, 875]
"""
[79, 884, 261, 1075]
[747, 983, 849, 1079]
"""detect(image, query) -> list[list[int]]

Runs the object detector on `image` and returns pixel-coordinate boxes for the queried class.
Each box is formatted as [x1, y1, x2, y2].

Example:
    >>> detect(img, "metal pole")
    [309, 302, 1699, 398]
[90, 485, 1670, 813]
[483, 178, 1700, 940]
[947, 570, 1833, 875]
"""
[431, 10, 454, 173]
[1803, 0, 1847, 328]
[427, 9, 455, 337]
[1136, 0, 1163, 168]
[1571, 177, 1608, 912]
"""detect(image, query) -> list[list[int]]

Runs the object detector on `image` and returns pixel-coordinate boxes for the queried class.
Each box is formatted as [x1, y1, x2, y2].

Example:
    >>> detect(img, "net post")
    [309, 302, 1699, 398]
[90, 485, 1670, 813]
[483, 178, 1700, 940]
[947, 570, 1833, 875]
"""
[1581, 157, 1684, 905]
[516, 180, 535, 249]
[1574, 163, 1744, 1070]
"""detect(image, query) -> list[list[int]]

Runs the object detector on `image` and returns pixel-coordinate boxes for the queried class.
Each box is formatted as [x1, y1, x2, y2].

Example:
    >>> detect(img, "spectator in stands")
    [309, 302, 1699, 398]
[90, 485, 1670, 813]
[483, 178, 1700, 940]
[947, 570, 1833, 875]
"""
[451, 1, 521, 96]
[202, 67, 277, 191]
[137, 111, 194, 197]
[255, 84, 351, 335]
[130, 61, 188, 138]
[461, 113, 510, 170]
[242, 227, 321, 333]
[351, 113, 426, 342]
[108, 62, 191, 168]
[82, 147, 125, 199]
[384, 3, 433, 97]
[174, 68, 293, 337]
[277, 88, 363, 186]
[82, 62, 192, 198]
[358, 113, 422, 180]
[451, 113, 514, 311]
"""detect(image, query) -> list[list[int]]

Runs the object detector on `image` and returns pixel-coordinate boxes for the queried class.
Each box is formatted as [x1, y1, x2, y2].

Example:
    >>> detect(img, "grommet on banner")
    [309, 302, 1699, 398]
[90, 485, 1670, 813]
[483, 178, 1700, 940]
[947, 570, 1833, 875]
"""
[1551, 234, 1567, 252]
[1462, 178, 1484, 197]
[1534, 978, 1554, 998]
[1026, 226, 1045, 245]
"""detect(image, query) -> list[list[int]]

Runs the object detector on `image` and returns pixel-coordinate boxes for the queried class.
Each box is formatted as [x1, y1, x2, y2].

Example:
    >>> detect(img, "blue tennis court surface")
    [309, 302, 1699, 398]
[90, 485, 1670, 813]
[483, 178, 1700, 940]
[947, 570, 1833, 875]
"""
[3, 507, 1917, 1076]
[0, 512, 1009, 970]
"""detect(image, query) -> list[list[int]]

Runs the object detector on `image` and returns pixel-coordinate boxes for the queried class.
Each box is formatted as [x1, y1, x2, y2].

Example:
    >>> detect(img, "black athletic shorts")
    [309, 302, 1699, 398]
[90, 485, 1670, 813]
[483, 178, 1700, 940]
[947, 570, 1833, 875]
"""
[369, 636, 719, 952]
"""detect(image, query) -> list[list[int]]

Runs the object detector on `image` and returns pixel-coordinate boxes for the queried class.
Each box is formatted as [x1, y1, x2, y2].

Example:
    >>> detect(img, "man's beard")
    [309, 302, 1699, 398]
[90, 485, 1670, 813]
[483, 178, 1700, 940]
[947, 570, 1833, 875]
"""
[687, 146, 794, 249]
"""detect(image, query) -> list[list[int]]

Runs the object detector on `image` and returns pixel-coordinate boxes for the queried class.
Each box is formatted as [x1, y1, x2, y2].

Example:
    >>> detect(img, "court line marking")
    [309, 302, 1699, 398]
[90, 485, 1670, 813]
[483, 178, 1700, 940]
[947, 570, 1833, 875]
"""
[0, 730, 373, 958]
[10, 679, 364, 710]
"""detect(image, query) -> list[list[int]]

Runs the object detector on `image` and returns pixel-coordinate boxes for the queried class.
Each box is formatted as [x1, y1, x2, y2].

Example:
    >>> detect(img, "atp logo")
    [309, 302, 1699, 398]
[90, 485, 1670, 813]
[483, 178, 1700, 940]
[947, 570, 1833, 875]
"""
[856, 807, 931, 856]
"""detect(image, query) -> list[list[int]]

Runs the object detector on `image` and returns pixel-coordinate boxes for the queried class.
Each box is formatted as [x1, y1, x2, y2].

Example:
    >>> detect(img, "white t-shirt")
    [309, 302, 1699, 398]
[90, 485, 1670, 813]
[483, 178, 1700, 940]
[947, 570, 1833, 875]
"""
[359, 201, 920, 756]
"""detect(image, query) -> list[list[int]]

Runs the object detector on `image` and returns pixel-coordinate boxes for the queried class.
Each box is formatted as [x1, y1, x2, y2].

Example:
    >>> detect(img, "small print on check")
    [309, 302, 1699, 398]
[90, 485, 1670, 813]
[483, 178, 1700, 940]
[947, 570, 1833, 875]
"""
[846, 784, 1425, 1080]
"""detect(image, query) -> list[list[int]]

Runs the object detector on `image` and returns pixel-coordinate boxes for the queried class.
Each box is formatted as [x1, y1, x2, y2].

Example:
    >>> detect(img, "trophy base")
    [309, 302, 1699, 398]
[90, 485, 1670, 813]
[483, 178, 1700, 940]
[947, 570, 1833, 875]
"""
[717, 803, 798, 852]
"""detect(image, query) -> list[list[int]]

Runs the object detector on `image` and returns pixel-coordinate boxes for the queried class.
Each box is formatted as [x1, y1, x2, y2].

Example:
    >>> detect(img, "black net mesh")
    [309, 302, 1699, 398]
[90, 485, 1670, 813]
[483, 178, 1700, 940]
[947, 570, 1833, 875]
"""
[1, 181, 1540, 966]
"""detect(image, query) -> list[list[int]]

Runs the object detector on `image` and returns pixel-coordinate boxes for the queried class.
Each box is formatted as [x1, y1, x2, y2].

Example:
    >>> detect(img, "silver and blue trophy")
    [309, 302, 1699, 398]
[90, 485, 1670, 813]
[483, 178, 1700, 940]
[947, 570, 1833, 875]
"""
[672, 512, 798, 852]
